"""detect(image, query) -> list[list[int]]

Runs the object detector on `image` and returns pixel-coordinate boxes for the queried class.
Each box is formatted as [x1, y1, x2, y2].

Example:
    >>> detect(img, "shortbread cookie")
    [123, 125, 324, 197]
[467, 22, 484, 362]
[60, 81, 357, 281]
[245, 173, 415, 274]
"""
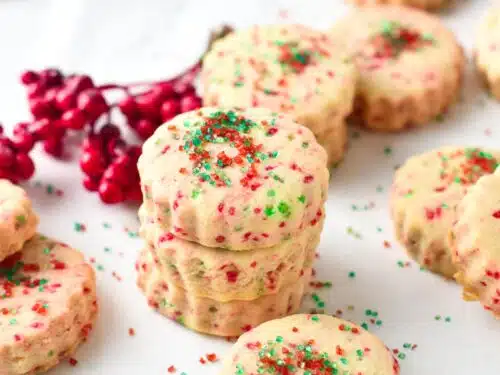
[221, 314, 400, 375]
[347, 0, 447, 11]
[138, 107, 329, 251]
[331, 6, 464, 131]
[475, 7, 500, 100]
[136, 247, 310, 337]
[139, 204, 322, 301]
[451, 169, 500, 317]
[201, 25, 357, 165]
[0, 180, 38, 263]
[0, 234, 97, 375]
[391, 147, 499, 279]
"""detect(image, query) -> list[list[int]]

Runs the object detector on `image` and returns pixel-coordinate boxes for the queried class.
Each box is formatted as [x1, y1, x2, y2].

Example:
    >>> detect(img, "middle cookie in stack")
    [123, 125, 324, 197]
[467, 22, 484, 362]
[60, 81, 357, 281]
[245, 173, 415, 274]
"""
[137, 107, 329, 337]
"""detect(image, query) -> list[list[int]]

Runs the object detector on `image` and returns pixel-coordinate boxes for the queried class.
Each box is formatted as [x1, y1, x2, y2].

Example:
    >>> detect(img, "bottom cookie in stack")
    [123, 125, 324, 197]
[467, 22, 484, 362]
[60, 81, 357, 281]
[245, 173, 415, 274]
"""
[136, 246, 311, 337]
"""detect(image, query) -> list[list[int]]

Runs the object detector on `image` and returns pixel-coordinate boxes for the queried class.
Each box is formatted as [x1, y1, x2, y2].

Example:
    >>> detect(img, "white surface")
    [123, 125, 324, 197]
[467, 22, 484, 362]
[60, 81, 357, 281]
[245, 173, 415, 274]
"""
[1, 0, 499, 374]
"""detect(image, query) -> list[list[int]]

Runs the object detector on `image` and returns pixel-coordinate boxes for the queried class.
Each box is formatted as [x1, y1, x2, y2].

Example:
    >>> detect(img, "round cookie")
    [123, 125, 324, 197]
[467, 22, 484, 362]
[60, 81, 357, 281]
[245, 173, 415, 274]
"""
[138, 107, 329, 251]
[391, 147, 499, 279]
[347, 0, 447, 11]
[475, 7, 500, 100]
[330, 6, 464, 131]
[451, 169, 500, 317]
[136, 247, 310, 337]
[0, 234, 97, 375]
[139, 203, 323, 301]
[0, 180, 38, 263]
[220, 314, 400, 375]
[201, 25, 357, 166]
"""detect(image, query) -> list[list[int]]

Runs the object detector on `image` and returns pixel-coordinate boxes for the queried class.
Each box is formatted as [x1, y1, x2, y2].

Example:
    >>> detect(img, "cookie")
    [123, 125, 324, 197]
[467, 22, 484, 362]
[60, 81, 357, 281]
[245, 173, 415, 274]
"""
[0, 234, 97, 375]
[220, 314, 400, 375]
[330, 6, 464, 131]
[391, 147, 499, 278]
[475, 7, 500, 100]
[201, 25, 357, 166]
[0, 180, 38, 263]
[450, 169, 500, 317]
[139, 203, 322, 301]
[138, 107, 329, 251]
[136, 247, 310, 337]
[347, 0, 447, 11]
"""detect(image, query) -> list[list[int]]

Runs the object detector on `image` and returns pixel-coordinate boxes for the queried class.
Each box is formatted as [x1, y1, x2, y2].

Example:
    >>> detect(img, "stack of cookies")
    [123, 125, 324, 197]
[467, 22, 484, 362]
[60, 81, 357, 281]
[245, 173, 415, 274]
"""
[0, 180, 97, 375]
[136, 107, 329, 337]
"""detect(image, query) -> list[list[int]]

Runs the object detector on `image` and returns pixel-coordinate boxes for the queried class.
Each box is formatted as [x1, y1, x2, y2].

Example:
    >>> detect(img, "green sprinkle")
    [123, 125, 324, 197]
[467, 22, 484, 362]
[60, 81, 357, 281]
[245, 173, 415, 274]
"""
[15, 215, 26, 226]
[264, 205, 275, 217]
[311, 315, 320, 322]
[275, 335, 284, 343]
[277, 201, 291, 218]
[267, 189, 276, 197]
[43, 247, 51, 255]
[297, 195, 306, 204]
[348, 271, 356, 278]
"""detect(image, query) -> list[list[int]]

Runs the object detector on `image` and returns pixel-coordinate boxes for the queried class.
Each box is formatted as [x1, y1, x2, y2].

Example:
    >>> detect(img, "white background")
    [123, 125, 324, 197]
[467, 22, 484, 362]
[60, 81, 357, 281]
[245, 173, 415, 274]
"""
[1, 0, 499, 374]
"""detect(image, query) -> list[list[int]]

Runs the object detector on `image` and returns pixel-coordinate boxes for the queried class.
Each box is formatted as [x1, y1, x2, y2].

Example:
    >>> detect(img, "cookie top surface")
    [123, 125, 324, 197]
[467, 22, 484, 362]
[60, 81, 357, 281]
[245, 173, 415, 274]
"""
[221, 314, 399, 375]
[330, 6, 463, 99]
[476, 7, 500, 78]
[138, 107, 329, 250]
[0, 179, 39, 262]
[392, 147, 498, 240]
[0, 234, 95, 347]
[201, 24, 356, 118]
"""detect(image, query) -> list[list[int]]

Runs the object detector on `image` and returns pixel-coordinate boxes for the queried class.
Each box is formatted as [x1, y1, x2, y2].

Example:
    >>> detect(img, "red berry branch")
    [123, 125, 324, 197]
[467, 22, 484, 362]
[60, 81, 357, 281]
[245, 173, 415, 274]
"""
[1, 25, 233, 205]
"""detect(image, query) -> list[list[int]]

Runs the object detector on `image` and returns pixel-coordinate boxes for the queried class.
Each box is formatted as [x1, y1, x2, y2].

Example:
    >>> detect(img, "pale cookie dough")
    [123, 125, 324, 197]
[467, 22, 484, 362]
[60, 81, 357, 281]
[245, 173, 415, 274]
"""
[139, 203, 323, 301]
[201, 25, 357, 166]
[0, 180, 39, 263]
[347, 0, 448, 11]
[451, 168, 500, 317]
[475, 7, 500, 100]
[391, 147, 499, 279]
[331, 6, 464, 131]
[220, 314, 400, 375]
[136, 247, 310, 337]
[138, 107, 329, 251]
[0, 234, 97, 375]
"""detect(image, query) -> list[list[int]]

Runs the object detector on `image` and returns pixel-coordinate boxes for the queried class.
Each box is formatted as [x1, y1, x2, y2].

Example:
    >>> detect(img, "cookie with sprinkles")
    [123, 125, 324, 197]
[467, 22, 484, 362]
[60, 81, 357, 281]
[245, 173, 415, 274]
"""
[136, 247, 310, 337]
[391, 147, 499, 278]
[347, 0, 448, 11]
[330, 6, 464, 131]
[139, 204, 323, 302]
[201, 25, 357, 166]
[138, 107, 329, 251]
[0, 234, 97, 375]
[451, 168, 500, 317]
[0, 180, 39, 263]
[475, 7, 500, 100]
[220, 314, 400, 375]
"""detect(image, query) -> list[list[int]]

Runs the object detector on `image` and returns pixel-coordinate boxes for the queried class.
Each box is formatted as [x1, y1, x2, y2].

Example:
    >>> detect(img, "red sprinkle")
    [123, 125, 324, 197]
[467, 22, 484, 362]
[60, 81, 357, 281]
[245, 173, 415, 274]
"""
[168, 365, 176, 373]
[69, 358, 78, 366]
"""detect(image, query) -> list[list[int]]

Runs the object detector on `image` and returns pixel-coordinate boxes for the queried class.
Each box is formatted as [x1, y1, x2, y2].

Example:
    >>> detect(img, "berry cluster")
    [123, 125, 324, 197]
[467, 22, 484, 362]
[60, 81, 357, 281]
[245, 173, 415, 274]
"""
[0, 24, 232, 204]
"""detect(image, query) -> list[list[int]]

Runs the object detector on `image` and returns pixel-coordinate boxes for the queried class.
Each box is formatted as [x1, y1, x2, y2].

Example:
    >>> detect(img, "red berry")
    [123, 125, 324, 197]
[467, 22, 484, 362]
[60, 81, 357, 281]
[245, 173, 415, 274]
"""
[106, 137, 126, 158]
[118, 96, 138, 118]
[39, 68, 63, 87]
[173, 81, 194, 96]
[43, 137, 64, 158]
[180, 94, 201, 113]
[152, 82, 175, 100]
[13, 122, 29, 136]
[136, 93, 161, 120]
[65, 75, 94, 93]
[26, 83, 45, 99]
[55, 88, 77, 111]
[160, 99, 180, 122]
[125, 184, 142, 202]
[15, 154, 35, 180]
[135, 119, 157, 140]
[82, 175, 99, 192]
[29, 97, 54, 119]
[44, 88, 59, 107]
[30, 118, 52, 138]
[102, 164, 129, 186]
[77, 89, 108, 121]
[12, 133, 35, 153]
[80, 150, 106, 177]
[127, 146, 142, 161]
[99, 124, 121, 141]
[98, 180, 125, 204]
[0, 146, 14, 168]
[112, 155, 132, 169]
[21, 71, 39, 85]
[61, 108, 87, 130]
[82, 135, 103, 152]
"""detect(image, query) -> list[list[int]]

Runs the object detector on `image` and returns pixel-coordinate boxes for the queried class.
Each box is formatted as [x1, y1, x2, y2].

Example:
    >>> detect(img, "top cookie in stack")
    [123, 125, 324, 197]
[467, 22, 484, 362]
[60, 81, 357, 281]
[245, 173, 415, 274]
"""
[136, 107, 329, 336]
